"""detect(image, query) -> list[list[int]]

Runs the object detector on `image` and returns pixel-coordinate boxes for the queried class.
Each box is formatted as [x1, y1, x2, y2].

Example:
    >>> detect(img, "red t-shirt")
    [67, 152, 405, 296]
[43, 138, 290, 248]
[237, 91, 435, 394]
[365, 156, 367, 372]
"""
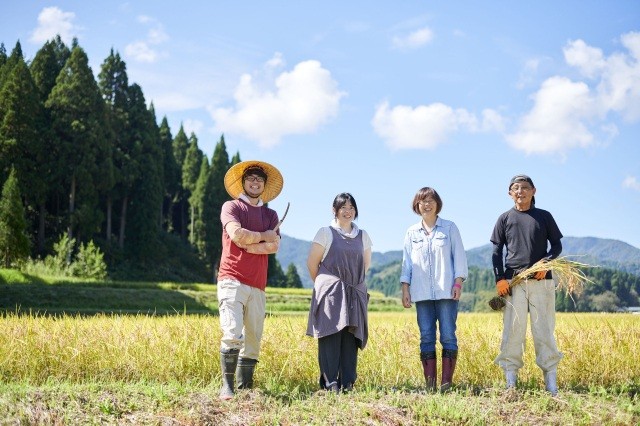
[217, 199, 279, 290]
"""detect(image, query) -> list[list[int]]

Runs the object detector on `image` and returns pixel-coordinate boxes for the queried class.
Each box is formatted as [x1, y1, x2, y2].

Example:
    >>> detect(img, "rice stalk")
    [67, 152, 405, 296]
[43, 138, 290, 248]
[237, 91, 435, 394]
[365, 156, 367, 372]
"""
[489, 256, 595, 311]
[510, 256, 595, 294]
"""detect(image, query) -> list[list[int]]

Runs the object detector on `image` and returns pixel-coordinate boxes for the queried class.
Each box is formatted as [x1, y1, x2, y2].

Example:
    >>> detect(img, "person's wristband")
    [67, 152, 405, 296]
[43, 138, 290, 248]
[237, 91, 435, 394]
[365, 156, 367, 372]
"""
[453, 283, 462, 289]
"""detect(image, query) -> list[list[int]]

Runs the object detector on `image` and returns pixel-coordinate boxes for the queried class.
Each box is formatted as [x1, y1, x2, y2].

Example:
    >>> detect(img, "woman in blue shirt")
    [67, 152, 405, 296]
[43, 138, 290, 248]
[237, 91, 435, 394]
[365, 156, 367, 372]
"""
[400, 187, 468, 391]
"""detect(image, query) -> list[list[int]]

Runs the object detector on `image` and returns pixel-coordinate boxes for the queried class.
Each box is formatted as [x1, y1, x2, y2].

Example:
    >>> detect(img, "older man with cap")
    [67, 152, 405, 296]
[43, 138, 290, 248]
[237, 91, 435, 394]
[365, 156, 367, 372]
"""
[490, 174, 564, 396]
[217, 160, 283, 400]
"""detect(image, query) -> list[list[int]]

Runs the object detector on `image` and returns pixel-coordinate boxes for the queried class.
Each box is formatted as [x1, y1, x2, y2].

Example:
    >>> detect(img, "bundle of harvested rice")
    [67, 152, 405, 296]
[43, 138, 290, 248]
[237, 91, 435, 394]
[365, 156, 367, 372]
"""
[488, 256, 595, 311]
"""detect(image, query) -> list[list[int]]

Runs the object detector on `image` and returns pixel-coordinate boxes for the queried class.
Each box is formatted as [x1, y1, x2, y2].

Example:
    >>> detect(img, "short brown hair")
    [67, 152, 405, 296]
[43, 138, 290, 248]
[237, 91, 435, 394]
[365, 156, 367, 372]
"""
[412, 187, 443, 215]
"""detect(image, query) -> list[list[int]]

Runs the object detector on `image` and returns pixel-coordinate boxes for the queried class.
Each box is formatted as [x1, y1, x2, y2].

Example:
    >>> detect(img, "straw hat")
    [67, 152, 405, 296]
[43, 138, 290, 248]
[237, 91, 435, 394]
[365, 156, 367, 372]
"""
[224, 160, 283, 203]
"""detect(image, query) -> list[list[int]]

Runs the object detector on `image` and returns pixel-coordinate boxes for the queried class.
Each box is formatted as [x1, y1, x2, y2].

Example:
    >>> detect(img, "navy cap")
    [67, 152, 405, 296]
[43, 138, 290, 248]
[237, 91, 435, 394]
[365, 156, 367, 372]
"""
[509, 174, 535, 190]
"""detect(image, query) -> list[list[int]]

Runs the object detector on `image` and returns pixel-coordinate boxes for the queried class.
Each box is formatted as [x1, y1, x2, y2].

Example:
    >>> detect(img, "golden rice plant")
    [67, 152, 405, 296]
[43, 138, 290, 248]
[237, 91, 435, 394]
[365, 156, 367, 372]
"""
[0, 312, 638, 390]
[489, 256, 595, 310]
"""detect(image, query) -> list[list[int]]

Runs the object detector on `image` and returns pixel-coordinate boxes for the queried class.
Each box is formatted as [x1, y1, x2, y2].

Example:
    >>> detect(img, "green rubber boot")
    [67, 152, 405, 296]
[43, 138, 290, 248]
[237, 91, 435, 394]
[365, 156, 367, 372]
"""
[236, 357, 258, 389]
[219, 349, 239, 400]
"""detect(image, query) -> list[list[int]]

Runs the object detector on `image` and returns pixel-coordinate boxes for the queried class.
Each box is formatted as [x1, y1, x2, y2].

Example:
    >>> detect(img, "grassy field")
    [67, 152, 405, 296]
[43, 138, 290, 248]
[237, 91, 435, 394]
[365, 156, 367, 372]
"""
[0, 270, 638, 424]
[0, 311, 638, 425]
[0, 270, 401, 315]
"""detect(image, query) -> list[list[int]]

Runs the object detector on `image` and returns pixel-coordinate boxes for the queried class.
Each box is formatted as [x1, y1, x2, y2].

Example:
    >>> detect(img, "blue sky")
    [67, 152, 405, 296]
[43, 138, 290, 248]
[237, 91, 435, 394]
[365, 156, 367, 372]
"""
[3, 1, 640, 252]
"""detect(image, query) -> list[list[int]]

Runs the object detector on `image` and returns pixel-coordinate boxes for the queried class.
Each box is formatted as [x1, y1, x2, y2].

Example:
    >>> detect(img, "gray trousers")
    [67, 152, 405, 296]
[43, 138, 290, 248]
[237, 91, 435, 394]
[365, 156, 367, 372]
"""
[494, 278, 563, 373]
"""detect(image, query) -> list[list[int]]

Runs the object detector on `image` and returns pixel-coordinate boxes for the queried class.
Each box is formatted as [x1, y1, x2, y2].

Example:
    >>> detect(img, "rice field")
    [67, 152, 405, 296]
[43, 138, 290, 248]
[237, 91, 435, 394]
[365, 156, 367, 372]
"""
[1, 311, 638, 390]
[2, 268, 638, 424]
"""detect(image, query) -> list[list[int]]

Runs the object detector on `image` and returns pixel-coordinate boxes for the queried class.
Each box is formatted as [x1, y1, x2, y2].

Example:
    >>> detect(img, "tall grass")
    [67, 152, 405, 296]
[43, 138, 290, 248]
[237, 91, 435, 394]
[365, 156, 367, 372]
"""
[1, 312, 638, 393]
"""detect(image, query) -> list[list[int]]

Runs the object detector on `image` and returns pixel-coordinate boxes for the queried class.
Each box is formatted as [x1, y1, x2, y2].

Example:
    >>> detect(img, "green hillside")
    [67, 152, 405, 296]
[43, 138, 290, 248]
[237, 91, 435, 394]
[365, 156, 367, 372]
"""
[279, 235, 640, 287]
[465, 236, 640, 275]
[277, 235, 640, 312]
[0, 269, 402, 315]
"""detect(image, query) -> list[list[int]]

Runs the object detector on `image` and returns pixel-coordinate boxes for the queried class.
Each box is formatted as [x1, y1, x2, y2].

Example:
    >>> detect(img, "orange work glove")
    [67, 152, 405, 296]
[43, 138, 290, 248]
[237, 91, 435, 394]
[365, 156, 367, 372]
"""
[496, 279, 510, 296]
[534, 270, 547, 280]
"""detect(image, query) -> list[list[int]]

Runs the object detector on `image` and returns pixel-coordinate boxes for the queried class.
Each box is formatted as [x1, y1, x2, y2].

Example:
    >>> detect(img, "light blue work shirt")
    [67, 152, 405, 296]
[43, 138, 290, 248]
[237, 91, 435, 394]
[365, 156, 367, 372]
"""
[400, 217, 468, 301]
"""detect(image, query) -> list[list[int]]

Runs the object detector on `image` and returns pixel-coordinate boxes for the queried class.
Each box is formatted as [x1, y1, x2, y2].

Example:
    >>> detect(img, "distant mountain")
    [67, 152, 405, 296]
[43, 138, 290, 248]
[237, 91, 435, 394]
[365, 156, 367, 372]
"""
[277, 235, 313, 287]
[278, 234, 404, 288]
[278, 235, 640, 288]
[466, 237, 640, 276]
[371, 250, 404, 266]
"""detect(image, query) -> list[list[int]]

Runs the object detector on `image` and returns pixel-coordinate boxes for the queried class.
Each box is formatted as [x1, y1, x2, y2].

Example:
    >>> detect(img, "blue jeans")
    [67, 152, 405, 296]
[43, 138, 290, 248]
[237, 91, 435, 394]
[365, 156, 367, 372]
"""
[416, 299, 459, 353]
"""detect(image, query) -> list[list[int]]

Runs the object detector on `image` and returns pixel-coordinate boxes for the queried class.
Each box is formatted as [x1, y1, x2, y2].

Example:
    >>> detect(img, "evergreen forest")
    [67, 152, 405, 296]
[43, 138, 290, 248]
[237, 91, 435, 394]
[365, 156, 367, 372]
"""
[0, 36, 302, 287]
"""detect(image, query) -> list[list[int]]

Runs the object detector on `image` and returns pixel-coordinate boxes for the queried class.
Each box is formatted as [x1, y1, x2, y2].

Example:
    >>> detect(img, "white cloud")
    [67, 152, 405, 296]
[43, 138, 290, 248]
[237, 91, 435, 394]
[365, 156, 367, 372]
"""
[598, 32, 640, 121]
[564, 32, 640, 121]
[392, 27, 434, 50]
[182, 119, 204, 138]
[506, 76, 597, 155]
[375, 32, 639, 155]
[481, 109, 507, 132]
[124, 16, 168, 63]
[210, 58, 345, 148]
[265, 52, 285, 69]
[30, 7, 79, 44]
[125, 41, 158, 63]
[623, 176, 640, 191]
[147, 26, 169, 45]
[507, 32, 640, 155]
[372, 101, 503, 150]
[564, 39, 606, 79]
[516, 58, 542, 89]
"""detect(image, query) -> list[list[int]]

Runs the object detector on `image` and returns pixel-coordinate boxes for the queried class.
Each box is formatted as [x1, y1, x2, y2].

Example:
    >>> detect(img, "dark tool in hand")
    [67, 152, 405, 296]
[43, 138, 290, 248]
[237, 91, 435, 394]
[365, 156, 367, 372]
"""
[273, 202, 290, 232]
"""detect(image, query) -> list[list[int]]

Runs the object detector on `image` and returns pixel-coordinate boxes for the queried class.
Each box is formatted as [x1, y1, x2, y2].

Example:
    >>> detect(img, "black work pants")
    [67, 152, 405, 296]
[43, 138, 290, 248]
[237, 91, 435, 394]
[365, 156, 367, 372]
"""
[318, 328, 358, 390]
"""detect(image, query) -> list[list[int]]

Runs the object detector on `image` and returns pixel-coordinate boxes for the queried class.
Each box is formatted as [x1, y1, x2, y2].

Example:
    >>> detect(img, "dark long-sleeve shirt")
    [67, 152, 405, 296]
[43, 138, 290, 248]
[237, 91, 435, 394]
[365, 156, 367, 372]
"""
[491, 206, 563, 280]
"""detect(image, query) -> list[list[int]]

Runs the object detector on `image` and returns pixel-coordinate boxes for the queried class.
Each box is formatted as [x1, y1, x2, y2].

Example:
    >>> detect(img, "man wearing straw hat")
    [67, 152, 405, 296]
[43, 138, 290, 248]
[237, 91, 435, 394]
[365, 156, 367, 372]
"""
[217, 160, 283, 400]
[490, 174, 563, 396]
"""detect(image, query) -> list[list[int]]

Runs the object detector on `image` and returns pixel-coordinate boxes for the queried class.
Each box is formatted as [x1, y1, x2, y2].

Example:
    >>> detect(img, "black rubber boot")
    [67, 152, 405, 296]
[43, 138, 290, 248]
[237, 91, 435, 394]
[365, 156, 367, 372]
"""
[219, 349, 239, 400]
[236, 357, 258, 389]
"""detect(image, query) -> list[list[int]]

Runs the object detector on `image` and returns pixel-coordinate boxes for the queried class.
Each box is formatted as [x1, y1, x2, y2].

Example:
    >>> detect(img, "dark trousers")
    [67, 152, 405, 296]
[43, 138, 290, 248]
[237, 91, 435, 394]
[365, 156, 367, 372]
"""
[318, 328, 359, 389]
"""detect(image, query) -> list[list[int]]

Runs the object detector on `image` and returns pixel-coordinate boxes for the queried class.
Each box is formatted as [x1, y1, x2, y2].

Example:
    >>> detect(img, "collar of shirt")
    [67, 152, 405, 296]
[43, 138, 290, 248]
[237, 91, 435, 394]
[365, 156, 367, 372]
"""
[330, 219, 359, 238]
[419, 216, 442, 235]
[239, 193, 263, 206]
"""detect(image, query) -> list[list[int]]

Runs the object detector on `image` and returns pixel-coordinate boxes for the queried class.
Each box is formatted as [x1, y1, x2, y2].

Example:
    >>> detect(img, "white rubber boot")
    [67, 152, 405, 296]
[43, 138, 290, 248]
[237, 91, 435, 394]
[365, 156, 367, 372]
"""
[505, 370, 517, 389]
[544, 369, 558, 396]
